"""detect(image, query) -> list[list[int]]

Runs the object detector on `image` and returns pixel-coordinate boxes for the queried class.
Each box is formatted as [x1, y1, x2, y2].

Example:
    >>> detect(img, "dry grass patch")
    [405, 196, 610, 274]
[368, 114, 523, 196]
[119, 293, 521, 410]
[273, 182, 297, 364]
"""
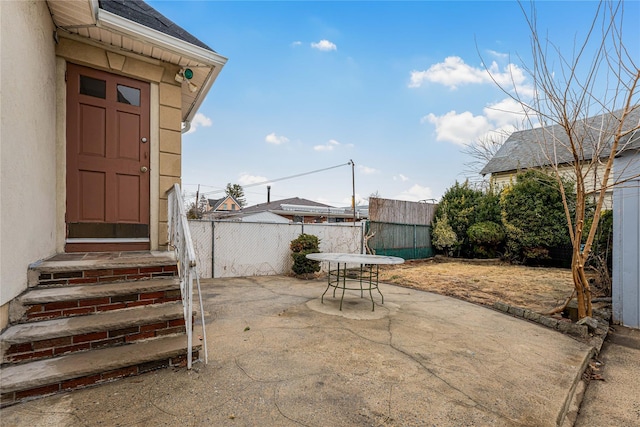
[378, 258, 575, 313]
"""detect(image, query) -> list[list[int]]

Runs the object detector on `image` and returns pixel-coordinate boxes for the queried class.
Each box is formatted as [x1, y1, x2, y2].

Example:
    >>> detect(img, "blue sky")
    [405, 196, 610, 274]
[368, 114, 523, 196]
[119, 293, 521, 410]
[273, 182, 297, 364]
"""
[148, 1, 640, 208]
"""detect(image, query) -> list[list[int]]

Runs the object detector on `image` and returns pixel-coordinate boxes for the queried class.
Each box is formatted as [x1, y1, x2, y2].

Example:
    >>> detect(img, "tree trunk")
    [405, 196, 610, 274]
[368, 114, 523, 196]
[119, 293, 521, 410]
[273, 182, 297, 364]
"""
[571, 247, 593, 319]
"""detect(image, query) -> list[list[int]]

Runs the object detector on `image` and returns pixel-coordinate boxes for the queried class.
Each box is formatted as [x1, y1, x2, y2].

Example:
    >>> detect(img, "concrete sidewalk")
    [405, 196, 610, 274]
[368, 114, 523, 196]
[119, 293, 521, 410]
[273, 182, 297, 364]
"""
[575, 325, 640, 427]
[0, 276, 595, 426]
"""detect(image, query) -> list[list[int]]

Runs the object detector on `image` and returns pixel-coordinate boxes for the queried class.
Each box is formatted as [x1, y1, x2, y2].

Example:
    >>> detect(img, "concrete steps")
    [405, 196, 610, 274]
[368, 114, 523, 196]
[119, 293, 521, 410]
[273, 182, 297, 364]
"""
[0, 334, 198, 406]
[0, 251, 198, 408]
[1, 302, 186, 364]
[15, 278, 182, 322]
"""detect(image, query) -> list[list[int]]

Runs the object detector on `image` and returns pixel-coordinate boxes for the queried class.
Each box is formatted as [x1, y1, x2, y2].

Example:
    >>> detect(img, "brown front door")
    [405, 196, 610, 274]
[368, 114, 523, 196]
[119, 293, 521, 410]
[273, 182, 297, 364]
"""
[66, 64, 150, 252]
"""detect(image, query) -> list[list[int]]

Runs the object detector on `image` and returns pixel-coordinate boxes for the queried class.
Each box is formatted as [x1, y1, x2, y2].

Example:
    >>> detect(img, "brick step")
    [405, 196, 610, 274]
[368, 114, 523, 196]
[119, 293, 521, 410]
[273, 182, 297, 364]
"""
[15, 278, 181, 322]
[33, 263, 178, 287]
[0, 335, 200, 408]
[1, 302, 186, 364]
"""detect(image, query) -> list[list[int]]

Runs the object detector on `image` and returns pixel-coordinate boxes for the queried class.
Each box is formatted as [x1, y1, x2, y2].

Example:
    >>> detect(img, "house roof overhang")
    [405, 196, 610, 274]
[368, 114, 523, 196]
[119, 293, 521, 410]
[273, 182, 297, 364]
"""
[46, 0, 227, 127]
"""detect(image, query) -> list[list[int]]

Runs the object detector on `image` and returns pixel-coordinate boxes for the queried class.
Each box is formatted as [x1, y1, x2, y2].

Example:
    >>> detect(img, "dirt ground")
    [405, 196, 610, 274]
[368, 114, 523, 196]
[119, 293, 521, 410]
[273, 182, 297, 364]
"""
[378, 257, 576, 314]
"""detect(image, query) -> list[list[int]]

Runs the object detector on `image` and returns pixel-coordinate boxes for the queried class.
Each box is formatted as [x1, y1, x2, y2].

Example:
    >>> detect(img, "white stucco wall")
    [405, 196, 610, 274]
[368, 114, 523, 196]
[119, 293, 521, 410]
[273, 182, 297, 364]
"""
[1, 1, 58, 308]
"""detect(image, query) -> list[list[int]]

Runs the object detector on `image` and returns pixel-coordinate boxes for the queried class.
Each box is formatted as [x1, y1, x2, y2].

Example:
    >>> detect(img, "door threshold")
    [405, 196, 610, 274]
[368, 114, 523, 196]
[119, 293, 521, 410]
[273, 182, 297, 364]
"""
[66, 238, 150, 243]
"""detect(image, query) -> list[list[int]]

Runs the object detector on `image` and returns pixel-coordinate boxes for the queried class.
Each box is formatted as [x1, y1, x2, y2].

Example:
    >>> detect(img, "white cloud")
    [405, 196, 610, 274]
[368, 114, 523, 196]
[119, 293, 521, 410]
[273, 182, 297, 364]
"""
[487, 49, 509, 59]
[409, 56, 531, 95]
[422, 97, 533, 146]
[238, 174, 269, 186]
[394, 184, 433, 202]
[291, 41, 302, 47]
[410, 56, 485, 89]
[423, 110, 493, 146]
[358, 165, 378, 175]
[313, 139, 340, 151]
[265, 132, 290, 145]
[393, 174, 410, 182]
[482, 98, 529, 127]
[311, 39, 337, 51]
[185, 113, 212, 134]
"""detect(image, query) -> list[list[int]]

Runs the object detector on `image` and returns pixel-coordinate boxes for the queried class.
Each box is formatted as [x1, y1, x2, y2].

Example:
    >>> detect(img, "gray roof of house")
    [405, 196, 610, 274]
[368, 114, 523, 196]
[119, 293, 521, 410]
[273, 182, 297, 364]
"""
[207, 198, 223, 210]
[208, 195, 241, 211]
[241, 197, 333, 215]
[480, 108, 640, 175]
[98, 0, 214, 52]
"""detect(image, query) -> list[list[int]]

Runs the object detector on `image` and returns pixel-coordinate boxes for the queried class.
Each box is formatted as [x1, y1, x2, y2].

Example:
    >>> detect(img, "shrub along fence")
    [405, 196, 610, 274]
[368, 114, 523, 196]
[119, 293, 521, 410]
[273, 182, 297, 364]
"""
[366, 221, 434, 260]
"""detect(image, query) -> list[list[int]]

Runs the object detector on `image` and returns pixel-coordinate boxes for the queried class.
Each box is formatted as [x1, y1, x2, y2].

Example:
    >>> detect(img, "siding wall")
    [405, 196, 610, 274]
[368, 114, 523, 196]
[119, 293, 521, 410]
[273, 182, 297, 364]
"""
[612, 151, 640, 329]
[490, 164, 613, 209]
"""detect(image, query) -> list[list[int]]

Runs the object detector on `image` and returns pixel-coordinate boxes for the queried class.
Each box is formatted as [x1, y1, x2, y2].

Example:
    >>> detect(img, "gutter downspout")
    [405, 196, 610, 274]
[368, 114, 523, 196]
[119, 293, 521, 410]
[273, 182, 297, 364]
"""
[182, 120, 191, 134]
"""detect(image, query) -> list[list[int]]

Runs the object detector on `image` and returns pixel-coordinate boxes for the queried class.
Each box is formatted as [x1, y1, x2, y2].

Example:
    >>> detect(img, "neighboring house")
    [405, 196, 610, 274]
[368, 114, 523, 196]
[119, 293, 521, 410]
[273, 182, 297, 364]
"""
[206, 196, 242, 213]
[208, 211, 292, 224]
[241, 197, 365, 223]
[612, 145, 640, 329]
[480, 109, 640, 209]
[0, 0, 226, 329]
[481, 109, 640, 329]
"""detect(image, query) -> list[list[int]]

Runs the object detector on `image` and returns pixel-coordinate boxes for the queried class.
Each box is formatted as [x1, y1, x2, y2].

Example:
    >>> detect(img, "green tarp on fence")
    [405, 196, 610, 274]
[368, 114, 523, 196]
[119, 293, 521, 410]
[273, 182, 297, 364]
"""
[365, 221, 434, 260]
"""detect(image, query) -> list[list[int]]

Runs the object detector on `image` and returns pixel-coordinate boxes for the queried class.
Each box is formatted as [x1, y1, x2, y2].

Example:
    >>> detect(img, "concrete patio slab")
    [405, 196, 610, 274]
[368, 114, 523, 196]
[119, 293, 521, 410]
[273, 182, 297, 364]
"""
[0, 276, 594, 426]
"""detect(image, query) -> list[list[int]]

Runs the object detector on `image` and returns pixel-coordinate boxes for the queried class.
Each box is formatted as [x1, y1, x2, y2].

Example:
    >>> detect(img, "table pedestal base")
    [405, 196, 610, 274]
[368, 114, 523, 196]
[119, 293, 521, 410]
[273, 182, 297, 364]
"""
[321, 262, 383, 311]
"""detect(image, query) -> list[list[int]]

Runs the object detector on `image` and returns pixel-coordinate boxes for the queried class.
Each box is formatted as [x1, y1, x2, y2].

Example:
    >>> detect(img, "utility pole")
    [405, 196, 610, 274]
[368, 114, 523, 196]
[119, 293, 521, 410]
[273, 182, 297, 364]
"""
[350, 159, 356, 223]
[195, 184, 200, 217]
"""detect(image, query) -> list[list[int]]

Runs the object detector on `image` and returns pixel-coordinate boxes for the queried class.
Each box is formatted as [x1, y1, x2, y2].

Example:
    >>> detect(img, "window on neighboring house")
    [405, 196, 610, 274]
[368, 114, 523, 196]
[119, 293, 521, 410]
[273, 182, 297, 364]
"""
[293, 215, 303, 223]
[222, 203, 228, 210]
[232, 205, 236, 211]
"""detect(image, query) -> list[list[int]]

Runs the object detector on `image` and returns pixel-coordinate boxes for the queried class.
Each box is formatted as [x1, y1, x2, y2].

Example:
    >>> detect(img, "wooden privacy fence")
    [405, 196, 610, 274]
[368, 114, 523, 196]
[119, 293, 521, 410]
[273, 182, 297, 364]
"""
[368, 197, 437, 225]
[366, 197, 436, 260]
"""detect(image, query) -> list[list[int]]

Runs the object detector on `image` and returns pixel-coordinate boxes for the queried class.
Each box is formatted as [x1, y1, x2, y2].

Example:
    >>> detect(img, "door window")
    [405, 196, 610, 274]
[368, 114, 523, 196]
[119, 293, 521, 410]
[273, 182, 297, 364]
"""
[80, 75, 106, 99]
[117, 85, 141, 106]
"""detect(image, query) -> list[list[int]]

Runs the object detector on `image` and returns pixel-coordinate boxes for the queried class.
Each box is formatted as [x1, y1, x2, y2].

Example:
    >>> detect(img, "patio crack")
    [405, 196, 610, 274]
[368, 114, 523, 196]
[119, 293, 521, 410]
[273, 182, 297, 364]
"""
[337, 319, 527, 426]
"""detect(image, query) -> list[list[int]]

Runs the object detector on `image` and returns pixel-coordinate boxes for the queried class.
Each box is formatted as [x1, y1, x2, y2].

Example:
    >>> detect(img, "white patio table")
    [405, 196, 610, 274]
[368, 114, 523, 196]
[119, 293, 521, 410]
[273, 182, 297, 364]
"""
[306, 253, 404, 311]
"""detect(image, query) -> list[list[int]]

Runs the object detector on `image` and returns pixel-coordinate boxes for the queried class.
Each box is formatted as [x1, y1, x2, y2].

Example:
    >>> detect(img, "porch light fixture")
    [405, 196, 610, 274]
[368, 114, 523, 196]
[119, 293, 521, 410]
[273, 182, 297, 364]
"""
[174, 68, 194, 83]
[174, 68, 198, 92]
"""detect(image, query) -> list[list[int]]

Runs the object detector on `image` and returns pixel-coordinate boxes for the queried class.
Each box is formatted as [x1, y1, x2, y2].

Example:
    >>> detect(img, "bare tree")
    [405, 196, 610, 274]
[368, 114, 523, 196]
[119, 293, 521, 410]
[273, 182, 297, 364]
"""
[491, 1, 640, 319]
[462, 130, 512, 188]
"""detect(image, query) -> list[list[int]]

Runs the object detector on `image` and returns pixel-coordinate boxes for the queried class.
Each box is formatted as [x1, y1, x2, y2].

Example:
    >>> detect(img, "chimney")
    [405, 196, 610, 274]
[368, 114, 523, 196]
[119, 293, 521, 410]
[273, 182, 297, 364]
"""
[267, 185, 271, 203]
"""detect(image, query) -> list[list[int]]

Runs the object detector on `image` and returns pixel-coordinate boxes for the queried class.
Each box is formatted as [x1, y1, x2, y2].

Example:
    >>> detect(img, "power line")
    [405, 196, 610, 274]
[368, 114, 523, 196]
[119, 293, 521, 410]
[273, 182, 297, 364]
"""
[199, 162, 352, 196]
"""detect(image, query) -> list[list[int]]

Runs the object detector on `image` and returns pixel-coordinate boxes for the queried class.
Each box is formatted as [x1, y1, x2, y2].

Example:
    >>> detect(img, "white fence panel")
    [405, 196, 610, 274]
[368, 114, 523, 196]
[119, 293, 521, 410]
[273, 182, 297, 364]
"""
[214, 222, 302, 278]
[188, 220, 213, 278]
[304, 223, 363, 273]
[189, 220, 364, 278]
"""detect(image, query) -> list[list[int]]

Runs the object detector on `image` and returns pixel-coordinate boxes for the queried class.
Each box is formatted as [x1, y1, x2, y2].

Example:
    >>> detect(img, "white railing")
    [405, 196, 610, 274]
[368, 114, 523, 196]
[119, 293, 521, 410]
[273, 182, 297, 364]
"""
[167, 184, 208, 369]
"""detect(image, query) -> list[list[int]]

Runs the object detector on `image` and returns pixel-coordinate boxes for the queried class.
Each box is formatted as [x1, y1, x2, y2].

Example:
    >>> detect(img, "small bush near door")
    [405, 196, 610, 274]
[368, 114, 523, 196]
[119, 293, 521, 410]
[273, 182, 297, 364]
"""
[290, 234, 321, 277]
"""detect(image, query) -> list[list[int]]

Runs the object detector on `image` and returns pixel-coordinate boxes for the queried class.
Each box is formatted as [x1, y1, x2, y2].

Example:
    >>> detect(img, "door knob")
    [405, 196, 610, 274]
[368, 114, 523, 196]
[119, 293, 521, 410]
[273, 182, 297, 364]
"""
[140, 166, 148, 173]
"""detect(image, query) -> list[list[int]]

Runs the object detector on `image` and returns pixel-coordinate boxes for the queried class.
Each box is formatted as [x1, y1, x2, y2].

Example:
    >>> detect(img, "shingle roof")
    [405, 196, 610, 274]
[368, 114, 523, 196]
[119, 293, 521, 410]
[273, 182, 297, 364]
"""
[207, 198, 223, 210]
[241, 197, 333, 215]
[480, 108, 640, 175]
[207, 196, 242, 211]
[98, 0, 214, 52]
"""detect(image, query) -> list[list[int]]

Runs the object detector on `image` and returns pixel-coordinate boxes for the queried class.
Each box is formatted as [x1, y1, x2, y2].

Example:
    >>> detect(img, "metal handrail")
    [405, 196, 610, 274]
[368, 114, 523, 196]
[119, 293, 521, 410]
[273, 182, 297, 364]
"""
[167, 183, 208, 369]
